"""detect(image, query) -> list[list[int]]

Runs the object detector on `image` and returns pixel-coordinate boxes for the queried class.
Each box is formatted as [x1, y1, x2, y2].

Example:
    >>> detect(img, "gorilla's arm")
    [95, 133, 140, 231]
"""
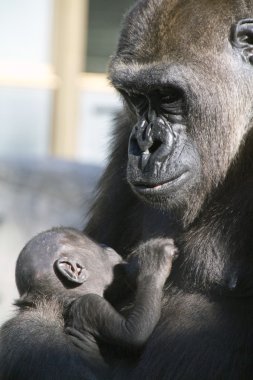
[68, 281, 161, 349]
[67, 239, 177, 350]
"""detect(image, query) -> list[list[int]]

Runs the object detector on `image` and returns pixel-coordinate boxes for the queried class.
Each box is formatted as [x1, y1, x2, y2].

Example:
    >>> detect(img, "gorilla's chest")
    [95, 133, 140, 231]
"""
[132, 291, 253, 380]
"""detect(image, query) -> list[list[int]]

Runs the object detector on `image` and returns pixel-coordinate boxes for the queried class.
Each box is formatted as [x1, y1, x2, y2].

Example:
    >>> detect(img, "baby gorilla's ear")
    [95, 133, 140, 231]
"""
[55, 258, 88, 284]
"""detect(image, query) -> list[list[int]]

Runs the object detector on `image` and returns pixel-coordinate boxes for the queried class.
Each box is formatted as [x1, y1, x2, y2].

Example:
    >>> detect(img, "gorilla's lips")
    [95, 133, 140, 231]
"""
[132, 171, 189, 194]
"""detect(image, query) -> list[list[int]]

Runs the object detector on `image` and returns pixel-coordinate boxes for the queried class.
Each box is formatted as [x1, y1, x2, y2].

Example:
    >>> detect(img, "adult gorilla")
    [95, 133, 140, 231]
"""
[85, 0, 253, 378]
[1, 0, 253, 379]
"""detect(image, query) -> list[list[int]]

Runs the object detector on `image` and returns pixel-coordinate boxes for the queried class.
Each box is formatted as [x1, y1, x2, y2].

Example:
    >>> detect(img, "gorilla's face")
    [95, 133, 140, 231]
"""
[123, 80, 201, 210]
[109, 0, 253, 219]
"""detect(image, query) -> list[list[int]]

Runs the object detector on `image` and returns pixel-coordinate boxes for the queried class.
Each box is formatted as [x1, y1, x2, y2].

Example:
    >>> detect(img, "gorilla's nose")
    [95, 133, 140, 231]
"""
[128, 118, 155, 170]
[128, 115, 176, 171]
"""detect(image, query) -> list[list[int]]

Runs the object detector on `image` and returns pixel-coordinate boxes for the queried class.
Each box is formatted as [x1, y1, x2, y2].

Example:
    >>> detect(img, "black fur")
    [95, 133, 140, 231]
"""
[85, 1, 253, 379]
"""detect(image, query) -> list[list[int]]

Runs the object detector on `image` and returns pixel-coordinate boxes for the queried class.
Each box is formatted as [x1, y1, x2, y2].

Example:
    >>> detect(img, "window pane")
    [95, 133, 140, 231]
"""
[0, 88, 52, 157]
[86, 0, 134, 73]
[77, 90, 121, 165]
[0, 0, 53, 63]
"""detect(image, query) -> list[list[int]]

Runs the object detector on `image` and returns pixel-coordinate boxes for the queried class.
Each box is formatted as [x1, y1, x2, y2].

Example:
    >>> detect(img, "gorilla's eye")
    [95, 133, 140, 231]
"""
[238, 26, 253, 45]
[130, 93, 147, 111]
[231, 19, 253, 48]
[244, 31, 253, 45]
[160, 97, 183, 115]
[120, 90, 148, 114]
[150, 88, 184, 115]
[158, 91, 185, 123]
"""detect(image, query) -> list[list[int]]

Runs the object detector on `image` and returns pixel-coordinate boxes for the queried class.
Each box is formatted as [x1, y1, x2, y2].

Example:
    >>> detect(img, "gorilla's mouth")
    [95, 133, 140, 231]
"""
[132, 171, 189, 194]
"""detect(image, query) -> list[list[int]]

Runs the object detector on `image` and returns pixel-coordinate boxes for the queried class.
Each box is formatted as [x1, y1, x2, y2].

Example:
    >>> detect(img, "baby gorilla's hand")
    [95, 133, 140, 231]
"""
[128, 238, 178, 284]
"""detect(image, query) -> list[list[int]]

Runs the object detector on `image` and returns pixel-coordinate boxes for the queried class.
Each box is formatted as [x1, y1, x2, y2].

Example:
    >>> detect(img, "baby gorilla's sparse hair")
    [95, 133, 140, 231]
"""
[16, 228, 122, 300]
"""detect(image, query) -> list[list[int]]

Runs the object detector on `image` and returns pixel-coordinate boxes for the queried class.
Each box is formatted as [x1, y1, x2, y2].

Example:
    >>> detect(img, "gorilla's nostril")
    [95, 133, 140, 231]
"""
[129, 137, 142, 156]
[149, 139, 163, 154]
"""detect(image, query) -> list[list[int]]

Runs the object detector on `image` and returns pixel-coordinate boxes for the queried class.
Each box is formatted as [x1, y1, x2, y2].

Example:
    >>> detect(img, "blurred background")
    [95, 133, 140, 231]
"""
[0, 0, 134, 324]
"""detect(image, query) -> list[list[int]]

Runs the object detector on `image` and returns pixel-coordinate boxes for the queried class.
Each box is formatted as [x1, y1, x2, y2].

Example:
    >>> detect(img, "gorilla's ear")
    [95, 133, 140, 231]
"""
[231, 19, 253, 64]
[55, 258, 88, 284]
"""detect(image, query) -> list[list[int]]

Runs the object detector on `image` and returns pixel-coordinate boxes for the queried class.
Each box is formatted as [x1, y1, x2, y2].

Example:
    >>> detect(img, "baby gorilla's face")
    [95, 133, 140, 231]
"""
[81, 244, 123, 296]
[56, 239, 123, 297]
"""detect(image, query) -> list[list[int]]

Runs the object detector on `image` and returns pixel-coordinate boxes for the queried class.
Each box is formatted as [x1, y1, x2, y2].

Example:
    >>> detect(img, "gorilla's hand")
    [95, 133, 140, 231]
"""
[128, 238, 178, 285]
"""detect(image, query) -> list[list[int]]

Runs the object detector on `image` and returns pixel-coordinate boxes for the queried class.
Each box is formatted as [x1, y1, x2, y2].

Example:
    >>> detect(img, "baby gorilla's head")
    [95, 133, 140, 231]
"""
[16, 228, 122, 300]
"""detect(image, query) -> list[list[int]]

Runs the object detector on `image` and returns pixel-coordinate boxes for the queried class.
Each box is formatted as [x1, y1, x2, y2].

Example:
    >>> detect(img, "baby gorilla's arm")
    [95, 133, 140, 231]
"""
[67, 239, 177, 350]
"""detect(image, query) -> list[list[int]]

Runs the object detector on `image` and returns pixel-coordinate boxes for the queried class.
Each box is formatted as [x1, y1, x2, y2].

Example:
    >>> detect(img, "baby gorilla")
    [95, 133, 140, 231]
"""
[7, 228, 177, 379]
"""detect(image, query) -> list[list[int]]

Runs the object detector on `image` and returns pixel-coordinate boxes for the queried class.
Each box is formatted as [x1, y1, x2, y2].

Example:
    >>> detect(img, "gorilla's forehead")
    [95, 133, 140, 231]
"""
[117, 0, 251, 63]
[109, 61, 191, 93]
[109, 52, 239, 97]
